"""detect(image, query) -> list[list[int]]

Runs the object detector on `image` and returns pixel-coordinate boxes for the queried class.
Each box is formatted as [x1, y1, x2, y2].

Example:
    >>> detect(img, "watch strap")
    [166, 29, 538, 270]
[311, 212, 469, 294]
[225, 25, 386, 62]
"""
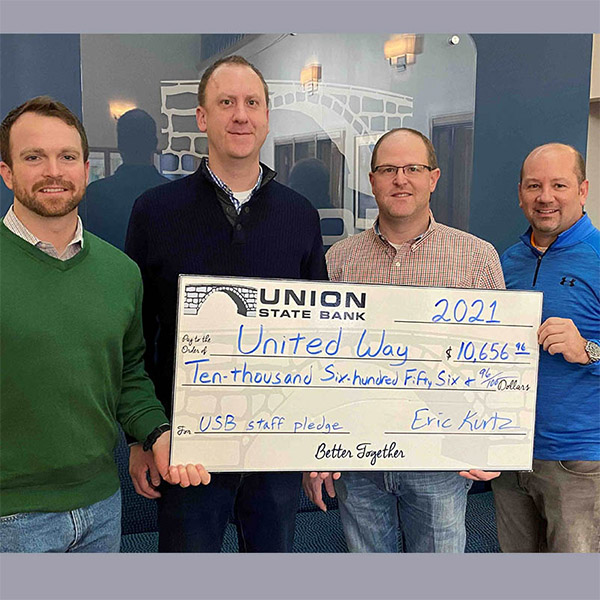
[142, 424, 171, 452]
[584, 340, 600, 364]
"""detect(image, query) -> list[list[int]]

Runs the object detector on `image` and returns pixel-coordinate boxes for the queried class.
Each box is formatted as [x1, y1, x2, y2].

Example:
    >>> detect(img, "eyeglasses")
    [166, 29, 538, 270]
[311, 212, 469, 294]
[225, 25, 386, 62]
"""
[372, 164, 433, 178]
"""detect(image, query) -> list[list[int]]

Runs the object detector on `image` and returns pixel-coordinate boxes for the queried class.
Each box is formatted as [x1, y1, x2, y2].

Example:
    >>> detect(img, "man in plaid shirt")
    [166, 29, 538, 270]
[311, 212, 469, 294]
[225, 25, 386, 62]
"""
[303, 127, 505, 552]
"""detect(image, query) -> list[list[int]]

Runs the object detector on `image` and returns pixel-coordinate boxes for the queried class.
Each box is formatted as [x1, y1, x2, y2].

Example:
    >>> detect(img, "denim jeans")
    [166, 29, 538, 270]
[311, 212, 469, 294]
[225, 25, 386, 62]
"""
[157, 471, 301, 552]
[492, 459, 600, 552]
[334, 471, 472, 552]
[0, 489, 121, 553]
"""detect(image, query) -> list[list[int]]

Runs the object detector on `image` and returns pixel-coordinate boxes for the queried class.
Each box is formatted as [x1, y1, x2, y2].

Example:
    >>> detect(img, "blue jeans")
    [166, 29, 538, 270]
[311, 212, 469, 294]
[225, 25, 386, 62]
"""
[0, 489, 121, 553]
[335, 471, 472, 552]
[157, 472, 301, 552]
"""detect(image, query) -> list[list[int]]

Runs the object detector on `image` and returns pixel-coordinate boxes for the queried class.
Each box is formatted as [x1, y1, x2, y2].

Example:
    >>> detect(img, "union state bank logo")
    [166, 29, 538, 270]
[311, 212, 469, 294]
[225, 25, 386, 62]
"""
[184, 284, 257, 317]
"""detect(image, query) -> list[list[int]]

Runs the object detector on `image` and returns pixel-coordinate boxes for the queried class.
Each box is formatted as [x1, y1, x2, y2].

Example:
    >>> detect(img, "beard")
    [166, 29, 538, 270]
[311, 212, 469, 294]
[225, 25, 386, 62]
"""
[13, 177, 85, 218]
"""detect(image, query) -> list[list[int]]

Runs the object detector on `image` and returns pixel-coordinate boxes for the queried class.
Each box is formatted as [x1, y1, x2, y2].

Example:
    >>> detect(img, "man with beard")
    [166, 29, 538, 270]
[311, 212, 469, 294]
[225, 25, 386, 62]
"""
[0, 96, 209, 553]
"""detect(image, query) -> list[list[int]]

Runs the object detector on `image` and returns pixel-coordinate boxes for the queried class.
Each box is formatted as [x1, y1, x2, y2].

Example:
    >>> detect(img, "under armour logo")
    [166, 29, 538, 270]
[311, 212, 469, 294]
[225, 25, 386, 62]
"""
[560, 277, 576, 287]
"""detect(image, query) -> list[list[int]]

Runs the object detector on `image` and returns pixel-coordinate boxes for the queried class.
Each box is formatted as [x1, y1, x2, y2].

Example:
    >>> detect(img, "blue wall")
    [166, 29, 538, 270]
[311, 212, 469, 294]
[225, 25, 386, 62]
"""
[0, 34, 82, 214]
[0, 33, 593, 254]
[470, 34, 593, 253]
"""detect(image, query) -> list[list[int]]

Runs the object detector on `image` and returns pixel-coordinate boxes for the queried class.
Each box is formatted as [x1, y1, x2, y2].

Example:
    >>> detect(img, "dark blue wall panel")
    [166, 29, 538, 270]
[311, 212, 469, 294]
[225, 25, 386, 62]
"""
[0, 34, 82, 214]
[470, 34, 593, 254]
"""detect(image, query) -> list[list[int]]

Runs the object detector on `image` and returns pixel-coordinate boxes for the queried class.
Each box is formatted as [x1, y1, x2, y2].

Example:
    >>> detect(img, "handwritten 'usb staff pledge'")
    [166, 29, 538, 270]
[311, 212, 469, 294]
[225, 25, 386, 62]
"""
[171, 276, 543, 472]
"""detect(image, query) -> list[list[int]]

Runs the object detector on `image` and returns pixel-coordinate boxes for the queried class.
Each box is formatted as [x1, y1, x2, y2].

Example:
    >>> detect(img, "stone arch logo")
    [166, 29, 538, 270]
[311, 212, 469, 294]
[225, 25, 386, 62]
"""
[184, 284, 257, 317]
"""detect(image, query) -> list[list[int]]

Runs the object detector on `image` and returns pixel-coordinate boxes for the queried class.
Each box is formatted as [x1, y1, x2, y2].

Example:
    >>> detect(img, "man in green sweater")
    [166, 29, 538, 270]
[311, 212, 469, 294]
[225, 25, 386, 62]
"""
[0, 96, 210, 552]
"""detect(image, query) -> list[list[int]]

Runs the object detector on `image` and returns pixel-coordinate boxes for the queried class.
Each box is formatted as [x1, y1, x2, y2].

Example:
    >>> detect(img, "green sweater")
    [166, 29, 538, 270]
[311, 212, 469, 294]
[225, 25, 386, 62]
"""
[0, 223, 168, 516]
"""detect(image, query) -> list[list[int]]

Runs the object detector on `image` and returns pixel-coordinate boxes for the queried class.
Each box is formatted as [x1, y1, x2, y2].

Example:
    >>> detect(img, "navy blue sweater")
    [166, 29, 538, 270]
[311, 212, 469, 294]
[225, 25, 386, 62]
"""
[126, 166, 327, 410]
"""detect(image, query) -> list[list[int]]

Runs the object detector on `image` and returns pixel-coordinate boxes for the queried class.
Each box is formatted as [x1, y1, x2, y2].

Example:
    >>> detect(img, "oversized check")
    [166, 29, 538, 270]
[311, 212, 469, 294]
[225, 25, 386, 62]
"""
[170, 275, 542, 471]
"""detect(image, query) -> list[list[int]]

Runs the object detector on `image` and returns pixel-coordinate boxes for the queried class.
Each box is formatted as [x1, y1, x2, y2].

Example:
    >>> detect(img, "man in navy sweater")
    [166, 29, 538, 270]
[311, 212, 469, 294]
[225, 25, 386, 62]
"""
[492, 143, 599, 552]
[125, 56, 327, 552]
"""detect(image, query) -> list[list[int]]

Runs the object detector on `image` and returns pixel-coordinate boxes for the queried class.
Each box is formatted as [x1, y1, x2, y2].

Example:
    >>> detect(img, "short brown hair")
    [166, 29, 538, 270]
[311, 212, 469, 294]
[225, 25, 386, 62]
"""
[197, 55, 270, 108]
[0, 96, 89, 168]
[370, 127, 438, 172]
[520, 143, 586, 185]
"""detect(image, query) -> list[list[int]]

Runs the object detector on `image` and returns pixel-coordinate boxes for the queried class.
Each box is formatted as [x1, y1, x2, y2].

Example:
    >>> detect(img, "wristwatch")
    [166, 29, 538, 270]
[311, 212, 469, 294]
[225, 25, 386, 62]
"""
[142, 424, 171, 451]
[584, 340, 600, 364]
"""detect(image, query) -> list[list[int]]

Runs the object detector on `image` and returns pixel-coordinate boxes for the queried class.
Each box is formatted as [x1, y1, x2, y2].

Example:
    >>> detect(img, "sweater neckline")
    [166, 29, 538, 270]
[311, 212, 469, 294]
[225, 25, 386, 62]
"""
[1, 220, 91, 270]
[520, 213, 595, 252]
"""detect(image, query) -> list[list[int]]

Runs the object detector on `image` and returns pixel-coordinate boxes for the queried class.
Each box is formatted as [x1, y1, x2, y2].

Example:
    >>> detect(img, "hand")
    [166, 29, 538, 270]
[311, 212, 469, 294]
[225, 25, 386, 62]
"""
[302, 471, 341, 512]
[538, 317, 588, 364]
[151, 431, 211, 487]
[459, 470, 500, 482]
[129, 443, 162, 499]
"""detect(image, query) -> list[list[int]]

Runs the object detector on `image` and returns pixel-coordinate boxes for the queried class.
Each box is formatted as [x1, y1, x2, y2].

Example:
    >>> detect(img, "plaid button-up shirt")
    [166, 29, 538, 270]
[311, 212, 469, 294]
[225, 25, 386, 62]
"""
[204, 157, 263, 214]
[3, 205, 83, 261]
[326, 213, 505, 290]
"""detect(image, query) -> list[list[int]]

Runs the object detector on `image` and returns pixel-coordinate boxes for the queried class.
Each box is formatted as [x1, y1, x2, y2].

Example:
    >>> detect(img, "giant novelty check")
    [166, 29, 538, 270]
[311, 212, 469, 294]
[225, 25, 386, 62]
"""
[170, 276, 542, 471]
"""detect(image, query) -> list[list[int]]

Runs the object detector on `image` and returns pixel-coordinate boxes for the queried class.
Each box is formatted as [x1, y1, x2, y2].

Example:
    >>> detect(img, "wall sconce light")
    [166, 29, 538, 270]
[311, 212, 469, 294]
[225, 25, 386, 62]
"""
[300, 63, 322, 95]
[384, 34, 422, 71]
[109, 101, 137, 121]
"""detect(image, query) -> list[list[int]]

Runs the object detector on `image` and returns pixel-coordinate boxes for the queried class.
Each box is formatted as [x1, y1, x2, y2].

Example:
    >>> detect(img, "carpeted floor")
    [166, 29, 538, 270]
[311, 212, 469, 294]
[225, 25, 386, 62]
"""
[120, 492, 499, 553]
[117, 433, 501, 553]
